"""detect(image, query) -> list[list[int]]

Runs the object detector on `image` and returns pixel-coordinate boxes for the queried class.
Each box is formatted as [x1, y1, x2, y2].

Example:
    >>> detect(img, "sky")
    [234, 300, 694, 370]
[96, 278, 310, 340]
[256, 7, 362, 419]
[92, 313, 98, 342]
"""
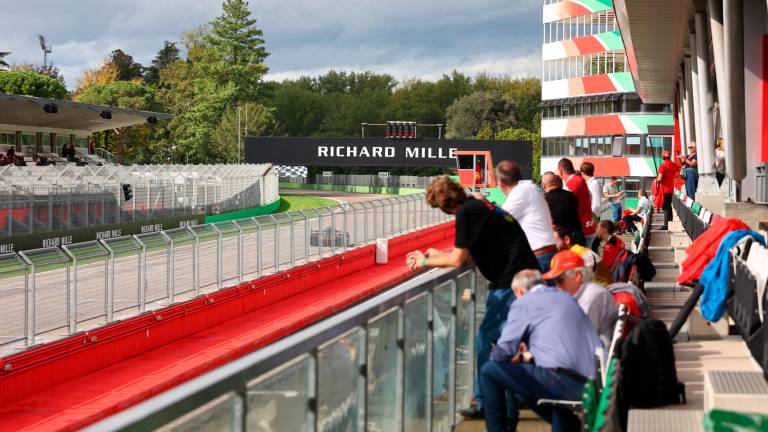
[0, 0, 542, 90]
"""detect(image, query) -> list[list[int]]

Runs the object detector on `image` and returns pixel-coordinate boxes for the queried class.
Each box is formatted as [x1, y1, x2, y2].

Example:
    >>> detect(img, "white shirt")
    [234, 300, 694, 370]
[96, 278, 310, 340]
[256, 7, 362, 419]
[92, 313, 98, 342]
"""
[501, 181, 555, 251]
[586, 177, 602, 215]
[575, 282, 619, 347]
[636, 196, 651, 217]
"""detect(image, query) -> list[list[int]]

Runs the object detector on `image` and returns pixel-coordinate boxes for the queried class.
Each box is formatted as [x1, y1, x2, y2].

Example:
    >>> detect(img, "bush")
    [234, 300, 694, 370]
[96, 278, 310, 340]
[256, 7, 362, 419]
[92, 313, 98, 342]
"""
[0, 70, 68, 99]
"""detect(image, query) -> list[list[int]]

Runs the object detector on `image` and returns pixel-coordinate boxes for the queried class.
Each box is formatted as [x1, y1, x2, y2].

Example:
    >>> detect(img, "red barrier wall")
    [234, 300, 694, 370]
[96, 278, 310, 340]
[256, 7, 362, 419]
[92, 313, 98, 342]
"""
[0, 221, 455, 430]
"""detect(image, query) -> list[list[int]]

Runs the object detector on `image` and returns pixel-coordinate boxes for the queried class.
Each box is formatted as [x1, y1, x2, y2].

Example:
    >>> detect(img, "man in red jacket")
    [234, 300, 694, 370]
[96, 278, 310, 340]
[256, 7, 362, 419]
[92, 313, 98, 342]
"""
[656, 150, 679, 230]
[558, 158, 597, 248]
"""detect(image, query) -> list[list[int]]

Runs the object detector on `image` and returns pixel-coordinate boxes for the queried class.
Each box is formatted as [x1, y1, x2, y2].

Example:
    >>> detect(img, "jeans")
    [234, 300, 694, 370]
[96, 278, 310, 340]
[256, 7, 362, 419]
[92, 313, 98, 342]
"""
[610, 202, 623, 223]
[684, 169, 698, 201]
[474, 288, 515, 411]
[536, 251, 555, 274]
[481, 361, 584, 432]
[662, 193, 672, 227]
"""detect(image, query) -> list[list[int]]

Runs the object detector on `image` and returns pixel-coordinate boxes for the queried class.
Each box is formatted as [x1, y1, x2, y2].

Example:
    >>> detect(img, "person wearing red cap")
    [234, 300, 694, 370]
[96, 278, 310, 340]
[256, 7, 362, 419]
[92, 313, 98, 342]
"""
[543, 250, 618, 346]
[656, 150, 680, 230]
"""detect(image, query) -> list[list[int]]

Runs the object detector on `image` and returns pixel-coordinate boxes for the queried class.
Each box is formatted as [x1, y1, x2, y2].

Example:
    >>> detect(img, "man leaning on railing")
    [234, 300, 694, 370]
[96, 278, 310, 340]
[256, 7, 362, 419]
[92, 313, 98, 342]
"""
[405, 176, 540, 420]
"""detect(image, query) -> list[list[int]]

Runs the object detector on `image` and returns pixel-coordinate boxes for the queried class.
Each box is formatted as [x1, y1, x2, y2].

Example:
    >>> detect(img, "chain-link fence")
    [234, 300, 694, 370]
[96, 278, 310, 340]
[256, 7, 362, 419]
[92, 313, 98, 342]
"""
[0, 164, 279, 237]
[0, 193, 450, 355]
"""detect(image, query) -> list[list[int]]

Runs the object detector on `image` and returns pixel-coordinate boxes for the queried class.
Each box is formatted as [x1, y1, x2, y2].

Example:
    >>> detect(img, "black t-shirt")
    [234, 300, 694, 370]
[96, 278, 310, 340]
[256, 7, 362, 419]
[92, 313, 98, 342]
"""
[544, 188, 582, 236]
[454, 197, 540, 289]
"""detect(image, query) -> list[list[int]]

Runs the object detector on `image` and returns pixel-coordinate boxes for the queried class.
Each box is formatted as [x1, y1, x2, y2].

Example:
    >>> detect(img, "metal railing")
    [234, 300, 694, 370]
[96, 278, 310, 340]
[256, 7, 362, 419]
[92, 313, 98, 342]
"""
[307, 174, 439, 189]
[0, 193, 450, 354]
[86, 264, 486, 432]
[0, 164, 279, 237]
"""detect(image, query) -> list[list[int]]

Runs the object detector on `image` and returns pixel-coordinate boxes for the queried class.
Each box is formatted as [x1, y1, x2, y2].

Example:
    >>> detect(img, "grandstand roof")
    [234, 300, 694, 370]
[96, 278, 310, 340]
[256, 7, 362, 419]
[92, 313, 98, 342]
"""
[0, 92, 172, 134]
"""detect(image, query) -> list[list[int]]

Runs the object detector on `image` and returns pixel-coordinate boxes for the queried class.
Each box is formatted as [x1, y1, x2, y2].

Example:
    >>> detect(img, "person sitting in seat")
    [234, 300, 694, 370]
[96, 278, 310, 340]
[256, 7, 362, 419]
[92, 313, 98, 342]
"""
[553, 225, 613, 286]
[543, 250, 618, 347]
[592, 220, 626, 266]
[622, 189, 652, 234]
[481, 269, 602, 432]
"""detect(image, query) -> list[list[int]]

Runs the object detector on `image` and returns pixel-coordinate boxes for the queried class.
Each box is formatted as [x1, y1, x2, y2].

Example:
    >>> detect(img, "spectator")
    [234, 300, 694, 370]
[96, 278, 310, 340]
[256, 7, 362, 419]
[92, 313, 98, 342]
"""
[1, 148, 15, 166]
[482, 269, 602, 432]
[656, 150, 679, 230]
[541, 171, 585, 246]
[602, 177, 624, 223]
[715, 139, 725, 187]
[679, 143, 698, 200]
[623, 189, 652, 234]
[37, 154, 49, 166]
[592, 220, 626, 266]
[88, 137, 96, 155]
[580, 161, 603, 222]
[407, 176, 540, 419]
[554, 225, 613, 286]
[543, 250, 618, 347]
[558, 158, 597, 248]
[497, 160, 557, 272]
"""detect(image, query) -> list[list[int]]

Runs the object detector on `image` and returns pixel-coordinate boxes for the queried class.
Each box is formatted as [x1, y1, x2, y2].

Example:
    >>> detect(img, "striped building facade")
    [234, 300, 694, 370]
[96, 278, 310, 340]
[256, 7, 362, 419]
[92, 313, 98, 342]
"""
[540, 0, 674, 197]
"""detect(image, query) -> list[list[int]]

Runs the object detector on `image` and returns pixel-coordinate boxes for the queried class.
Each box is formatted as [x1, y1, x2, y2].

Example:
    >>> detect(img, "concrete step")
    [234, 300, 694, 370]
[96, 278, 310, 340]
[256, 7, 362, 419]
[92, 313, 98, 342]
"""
[648, 245, 674, 252]
[627, 409, 704, 432]
[654, 262, 679, 269]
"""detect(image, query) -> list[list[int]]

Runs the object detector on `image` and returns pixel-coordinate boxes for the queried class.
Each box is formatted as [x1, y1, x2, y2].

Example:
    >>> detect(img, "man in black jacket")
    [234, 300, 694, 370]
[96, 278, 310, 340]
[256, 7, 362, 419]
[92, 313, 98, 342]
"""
[542, 171, 585, 246]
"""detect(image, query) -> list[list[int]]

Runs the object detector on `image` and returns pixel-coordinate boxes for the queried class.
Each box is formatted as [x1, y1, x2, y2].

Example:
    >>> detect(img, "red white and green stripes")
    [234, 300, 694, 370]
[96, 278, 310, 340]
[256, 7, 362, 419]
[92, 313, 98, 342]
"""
[542, 31, 624, 61]
[543, 0, 613, 22]
[542, 72, 635, 100]
[541, 157, 662, 177]
[541, 114, 674, 138]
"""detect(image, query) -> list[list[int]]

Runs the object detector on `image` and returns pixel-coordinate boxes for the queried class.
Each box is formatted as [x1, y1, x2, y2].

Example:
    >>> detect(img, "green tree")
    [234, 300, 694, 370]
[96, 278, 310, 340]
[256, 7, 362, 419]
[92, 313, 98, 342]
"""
[0, 52, 10, 70]
[210, 102, 278, 162]
[204, 0, 269, 103]
[108, 49, 144, 81]
[77, 81, 158, 162]
[144, 41, 180, 85]
[445, 91, 517, 139]
[494, 127, 542, 183]
[269, 83, 326, 137]
[473, 75, 541, 132]
[0, 70, 67, 99]
[11, 63, 65, 85]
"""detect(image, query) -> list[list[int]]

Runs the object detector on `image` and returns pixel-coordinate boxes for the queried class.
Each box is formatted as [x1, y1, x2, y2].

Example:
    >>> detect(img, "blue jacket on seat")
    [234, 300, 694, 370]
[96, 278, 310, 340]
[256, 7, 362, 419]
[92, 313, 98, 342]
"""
[699, 229, 765, 322]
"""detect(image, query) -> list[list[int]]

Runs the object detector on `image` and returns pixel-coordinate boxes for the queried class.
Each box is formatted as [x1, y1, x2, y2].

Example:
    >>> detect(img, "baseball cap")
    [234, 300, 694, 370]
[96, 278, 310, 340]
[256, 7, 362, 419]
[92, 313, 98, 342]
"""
[542, 250, 584, 280]
[661, 150, 671, 159]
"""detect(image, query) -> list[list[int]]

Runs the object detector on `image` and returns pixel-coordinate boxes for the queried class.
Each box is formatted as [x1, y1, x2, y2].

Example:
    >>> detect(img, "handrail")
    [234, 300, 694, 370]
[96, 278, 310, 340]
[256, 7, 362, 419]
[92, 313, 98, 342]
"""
[85, 264, 479, 432]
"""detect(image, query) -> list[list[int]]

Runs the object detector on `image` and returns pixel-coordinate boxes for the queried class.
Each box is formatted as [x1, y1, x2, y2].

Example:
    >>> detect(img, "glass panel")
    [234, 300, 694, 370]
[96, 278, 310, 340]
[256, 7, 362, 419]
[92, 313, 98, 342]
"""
[432, 281, 454, 432]
[366, 308, 402, 432]
[157, 392, 243, 432]
[625, 135, 642, 156]
[247, 355, 313, 432]
[455, 272, 475, 417]
[404, 294, 429, 432]
[318, 328, 365, 432]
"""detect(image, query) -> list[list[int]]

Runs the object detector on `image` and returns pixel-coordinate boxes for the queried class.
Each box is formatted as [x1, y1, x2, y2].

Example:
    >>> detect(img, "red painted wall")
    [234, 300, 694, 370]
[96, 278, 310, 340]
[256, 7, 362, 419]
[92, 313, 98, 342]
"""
[762, 35, 768, 162]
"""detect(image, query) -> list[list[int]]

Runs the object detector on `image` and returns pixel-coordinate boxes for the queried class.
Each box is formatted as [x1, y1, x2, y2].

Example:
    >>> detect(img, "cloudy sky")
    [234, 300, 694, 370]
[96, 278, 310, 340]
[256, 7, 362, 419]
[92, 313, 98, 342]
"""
[1, 0, 542, 90]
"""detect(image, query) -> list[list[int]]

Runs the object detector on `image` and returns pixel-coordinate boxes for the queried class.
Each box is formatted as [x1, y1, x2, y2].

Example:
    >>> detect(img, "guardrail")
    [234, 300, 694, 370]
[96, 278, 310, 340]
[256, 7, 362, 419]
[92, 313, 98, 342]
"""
[671, 192, 711, 240]
[0, 193, 450, 354]
[85, 264, 485, 432]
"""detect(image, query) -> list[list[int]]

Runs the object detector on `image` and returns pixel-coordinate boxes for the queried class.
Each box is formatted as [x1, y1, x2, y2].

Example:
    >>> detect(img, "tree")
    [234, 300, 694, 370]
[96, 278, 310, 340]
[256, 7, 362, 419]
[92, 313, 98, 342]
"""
[210, 102, 278, 162]
[473, 75, 541, 132]
[445, 91, 517, 139]
[11, 63, 65, 85]
[204, 0, 269, 103]
[494, 127, 542, 183]
[144, 41, 180, 86]
[77, 81, 158, 162]
[0, 52, 10, 70]
[73, 59, 119, 99]
[0, 70, 67, 99]
[108, 49, 144, 81]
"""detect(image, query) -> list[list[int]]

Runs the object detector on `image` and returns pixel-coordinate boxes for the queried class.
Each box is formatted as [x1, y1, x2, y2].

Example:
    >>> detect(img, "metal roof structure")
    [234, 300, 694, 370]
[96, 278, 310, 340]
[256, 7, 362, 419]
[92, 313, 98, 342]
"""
[0, 92, 173, 134]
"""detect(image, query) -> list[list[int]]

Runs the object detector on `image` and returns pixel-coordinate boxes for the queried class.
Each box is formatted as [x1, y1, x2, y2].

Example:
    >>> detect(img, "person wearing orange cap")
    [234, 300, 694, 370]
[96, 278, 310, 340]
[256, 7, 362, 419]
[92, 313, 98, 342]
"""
[543, 250, 618, 346]
[656, 150, 680, 230]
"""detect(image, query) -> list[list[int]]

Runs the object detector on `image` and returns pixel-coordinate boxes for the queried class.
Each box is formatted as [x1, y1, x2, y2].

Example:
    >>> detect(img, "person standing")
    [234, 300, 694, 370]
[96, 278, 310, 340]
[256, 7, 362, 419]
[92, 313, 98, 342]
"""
[602, 177, 624, 223]
[498, 161, 557, 272]
[406, 176, 540, 419]
[715, 139, 725, 187]
[542, 172, 585, 246]
[581, 162, 603, 222]
[679, 143, 698, 200]
[656, 150, 679, 230]
[481, 269, 602, 432]
[558, 158, 596, 248]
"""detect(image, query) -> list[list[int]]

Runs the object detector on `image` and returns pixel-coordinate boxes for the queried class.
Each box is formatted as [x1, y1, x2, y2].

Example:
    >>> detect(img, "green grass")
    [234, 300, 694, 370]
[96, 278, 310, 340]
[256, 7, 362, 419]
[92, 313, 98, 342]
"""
[276, 195, 338, 213]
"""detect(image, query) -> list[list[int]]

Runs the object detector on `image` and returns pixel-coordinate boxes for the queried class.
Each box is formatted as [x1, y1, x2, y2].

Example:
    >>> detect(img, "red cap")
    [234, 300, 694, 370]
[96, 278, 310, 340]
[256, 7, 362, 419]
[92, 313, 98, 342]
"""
[661, 150, 671, 159]
[542, 250, 584, 280]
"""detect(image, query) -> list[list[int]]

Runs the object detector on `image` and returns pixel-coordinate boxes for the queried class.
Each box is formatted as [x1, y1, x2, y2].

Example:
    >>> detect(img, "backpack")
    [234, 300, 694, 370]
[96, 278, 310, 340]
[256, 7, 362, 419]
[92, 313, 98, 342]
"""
[618, 319, 686, 408]
[610, 249, 656, 283]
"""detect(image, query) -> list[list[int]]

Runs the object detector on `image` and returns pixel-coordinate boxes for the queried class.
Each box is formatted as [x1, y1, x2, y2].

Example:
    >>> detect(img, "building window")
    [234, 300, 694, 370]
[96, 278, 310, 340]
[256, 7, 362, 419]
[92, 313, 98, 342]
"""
[544, 11, 617, 44]
[646, 136, 672, 157]
[542, 51, 626, 82]
[625, 136, 642, 155]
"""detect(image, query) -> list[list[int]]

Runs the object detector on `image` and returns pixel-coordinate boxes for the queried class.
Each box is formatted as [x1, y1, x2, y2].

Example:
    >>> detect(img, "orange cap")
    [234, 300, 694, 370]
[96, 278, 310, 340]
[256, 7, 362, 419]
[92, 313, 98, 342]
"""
[542, 250, 584, 280]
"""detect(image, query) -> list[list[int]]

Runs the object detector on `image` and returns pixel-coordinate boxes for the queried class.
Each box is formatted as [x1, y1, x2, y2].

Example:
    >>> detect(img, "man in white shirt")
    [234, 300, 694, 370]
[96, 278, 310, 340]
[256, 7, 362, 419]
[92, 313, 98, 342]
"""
[497, 160, 557, 272]
[580, 161, 603, 219]
[622, 188, 652, 234]
[603, 176, 625, 222]
[543, 250, 618, 348]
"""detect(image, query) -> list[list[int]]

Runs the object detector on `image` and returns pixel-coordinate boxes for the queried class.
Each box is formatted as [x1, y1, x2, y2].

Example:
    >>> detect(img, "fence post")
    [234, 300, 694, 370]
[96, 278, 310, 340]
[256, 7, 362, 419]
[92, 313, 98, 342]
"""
[18, 252, 34, 346]
[269, 214, 280, 271]
[287, 213, 296, 268]
[186, 226, 200, 296]
[313, 209, 323, 258]
[133, 235, 148, 312]
[327, 206, 336, 255]
[342, 204, 348, 249]
[251, 217, 262, 277]
[61, 246, 77, 335]
[298, 211, 310, 263]
[100, 240, 115, 323]
[160, 231, 174, 303]
[211, 224, 223, 290]
[232, 220, 244, 283]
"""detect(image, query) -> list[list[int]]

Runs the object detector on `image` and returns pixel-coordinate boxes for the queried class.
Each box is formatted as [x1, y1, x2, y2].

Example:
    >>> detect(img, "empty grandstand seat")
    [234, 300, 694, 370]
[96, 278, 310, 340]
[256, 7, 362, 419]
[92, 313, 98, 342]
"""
[728, 249, 768, 369]
[691, 201, 703, 216]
